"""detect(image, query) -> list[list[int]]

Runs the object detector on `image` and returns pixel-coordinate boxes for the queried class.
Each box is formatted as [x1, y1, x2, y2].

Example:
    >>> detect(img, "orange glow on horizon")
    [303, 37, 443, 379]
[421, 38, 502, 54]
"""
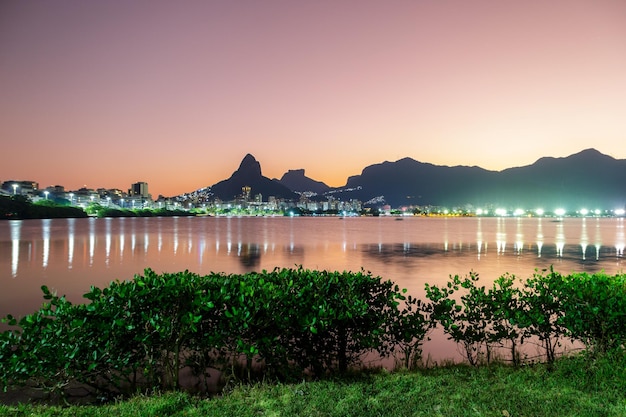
[1, 1, 625, 197]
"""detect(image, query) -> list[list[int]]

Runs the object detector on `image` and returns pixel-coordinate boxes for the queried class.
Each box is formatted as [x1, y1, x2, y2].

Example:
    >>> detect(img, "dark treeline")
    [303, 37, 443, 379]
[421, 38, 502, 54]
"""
[0, 196, 193, 220]
[1, 196, 88, 220]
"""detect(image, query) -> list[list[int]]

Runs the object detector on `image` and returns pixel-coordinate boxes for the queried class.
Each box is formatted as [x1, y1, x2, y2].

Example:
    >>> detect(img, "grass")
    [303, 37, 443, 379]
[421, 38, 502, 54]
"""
[1, 353, 625, 417]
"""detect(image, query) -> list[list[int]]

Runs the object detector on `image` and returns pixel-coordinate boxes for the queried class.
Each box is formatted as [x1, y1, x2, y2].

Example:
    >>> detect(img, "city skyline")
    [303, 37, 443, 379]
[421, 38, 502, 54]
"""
[4, 148, 625, 216]
[1, 1, 626, 197]
[2, 147, 623, 200]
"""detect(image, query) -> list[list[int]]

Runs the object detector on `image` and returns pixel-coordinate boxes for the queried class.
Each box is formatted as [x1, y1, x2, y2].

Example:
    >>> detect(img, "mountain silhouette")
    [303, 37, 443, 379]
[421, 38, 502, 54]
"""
[197, 149, 625, 209]
[338, 157, 494, 207]
[277, 169, 330, 194]
[209, 154, 297, 201]
[492, 148, 625, 208]
[332, 149, 626, 208]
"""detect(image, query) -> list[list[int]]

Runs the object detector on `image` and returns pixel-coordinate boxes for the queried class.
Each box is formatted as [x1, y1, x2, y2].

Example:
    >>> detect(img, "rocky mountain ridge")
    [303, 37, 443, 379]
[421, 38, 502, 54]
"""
[192, 149, 626, 209]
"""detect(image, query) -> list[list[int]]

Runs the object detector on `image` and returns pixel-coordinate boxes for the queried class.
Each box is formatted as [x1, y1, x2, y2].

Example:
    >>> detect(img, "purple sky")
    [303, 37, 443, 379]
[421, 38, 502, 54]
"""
[1, 1, 625, 196]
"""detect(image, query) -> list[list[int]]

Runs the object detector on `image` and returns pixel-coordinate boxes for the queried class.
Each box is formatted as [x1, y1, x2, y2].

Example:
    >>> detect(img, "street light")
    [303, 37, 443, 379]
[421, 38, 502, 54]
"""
[12, 184, 17, 195]
[69, 193, 74, 205]
[44, 191, 49, 200]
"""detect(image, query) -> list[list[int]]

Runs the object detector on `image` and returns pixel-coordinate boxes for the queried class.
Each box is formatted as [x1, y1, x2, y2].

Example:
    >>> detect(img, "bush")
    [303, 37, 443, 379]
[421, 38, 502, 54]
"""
[516, 268, 569, 364]
[1, 268, 412, 398]
[204, 267, 408, 379]
[559, 272, 626, 354]
[425, 272, 523, 366]
[2, 267, 626, 401]
[0, 286, 85, 398]
[424, 268, 626, 366]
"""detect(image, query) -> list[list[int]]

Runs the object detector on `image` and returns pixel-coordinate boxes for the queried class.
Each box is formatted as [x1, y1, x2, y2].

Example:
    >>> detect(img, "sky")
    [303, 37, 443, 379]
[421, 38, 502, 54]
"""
[1, 1, 625, 197]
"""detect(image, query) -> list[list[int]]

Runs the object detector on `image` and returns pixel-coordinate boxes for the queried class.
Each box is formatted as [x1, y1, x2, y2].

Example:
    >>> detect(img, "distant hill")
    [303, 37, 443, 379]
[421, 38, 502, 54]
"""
[277, 169, 331, 194]
[187, 149, 626, 209]
[492, 149, 623, 208]
[209, 154, 297, 201]
[333, 148, 626, 208]
[337, 157, 494, 207]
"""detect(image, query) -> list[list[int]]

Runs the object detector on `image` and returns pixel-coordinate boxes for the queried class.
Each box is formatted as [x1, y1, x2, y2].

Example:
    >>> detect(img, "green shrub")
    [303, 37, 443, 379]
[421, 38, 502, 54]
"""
[516, 268, 569, 364]
[3, 267, 625, 401]
[559, 272, 626, 354]
[387, 293, 432, 369]
[206, 267, 407, 379]
[274, 268, 405, 376]
[0, 286, 85, 398]
[1, 268, 415, 398]
[425, 272, 522, 366]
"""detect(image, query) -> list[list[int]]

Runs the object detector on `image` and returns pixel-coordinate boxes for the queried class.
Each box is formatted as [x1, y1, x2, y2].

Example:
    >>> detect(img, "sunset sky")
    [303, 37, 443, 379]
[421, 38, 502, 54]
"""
[1, 1, 625, 197]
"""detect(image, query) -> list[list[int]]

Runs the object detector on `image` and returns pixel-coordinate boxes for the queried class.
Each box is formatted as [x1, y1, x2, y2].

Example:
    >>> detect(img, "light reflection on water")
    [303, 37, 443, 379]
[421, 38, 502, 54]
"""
[3, 216, 625, 285]
[1, 216, 624, 361]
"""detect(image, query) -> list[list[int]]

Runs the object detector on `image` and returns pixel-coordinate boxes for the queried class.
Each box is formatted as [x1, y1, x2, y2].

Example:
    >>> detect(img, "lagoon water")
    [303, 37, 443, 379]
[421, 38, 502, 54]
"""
[1, 216, 624, 362]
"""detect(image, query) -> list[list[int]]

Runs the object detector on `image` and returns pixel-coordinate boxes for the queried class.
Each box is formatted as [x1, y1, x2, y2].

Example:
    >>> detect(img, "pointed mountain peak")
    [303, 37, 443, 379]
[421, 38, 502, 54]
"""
[241, 153, 257, 164]
[235, 154, 262, 177]
[209, 154, 297, 201]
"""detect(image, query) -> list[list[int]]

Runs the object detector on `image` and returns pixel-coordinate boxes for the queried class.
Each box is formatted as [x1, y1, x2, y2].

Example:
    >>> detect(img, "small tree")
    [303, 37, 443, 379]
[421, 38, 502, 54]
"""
[426, 272, 524, 366]
[388, 293, 432, 369]
[516, 268, 568, 364]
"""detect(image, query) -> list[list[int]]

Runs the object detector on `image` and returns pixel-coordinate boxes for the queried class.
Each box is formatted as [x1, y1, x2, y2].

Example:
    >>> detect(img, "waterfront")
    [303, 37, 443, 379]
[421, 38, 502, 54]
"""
[1, 216, 624, 362]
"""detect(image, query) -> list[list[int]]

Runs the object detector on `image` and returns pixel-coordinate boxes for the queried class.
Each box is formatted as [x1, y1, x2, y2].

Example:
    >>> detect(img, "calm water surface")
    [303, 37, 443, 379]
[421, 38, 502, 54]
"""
[1, 216, 624, 361]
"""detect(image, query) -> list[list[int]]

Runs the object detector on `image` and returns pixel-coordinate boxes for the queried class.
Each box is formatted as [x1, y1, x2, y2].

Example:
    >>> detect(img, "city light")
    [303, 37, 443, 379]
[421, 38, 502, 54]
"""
[1, 177, 623, 218]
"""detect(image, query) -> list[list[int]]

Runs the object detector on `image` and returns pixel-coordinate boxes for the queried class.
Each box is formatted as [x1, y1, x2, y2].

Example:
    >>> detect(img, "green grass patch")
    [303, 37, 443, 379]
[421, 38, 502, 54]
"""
[2, 353, 625, 417]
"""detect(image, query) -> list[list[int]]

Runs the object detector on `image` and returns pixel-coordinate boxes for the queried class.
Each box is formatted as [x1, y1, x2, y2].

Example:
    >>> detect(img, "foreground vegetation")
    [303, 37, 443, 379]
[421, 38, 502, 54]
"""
[1, 267, 625, 413]
[2, 353, 626, 416]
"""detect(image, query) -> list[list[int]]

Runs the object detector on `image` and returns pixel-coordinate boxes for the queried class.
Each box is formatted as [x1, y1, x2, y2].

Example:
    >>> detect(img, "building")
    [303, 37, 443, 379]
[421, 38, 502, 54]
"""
[1, 180, 39, 195]
[47, 185, 65, 194]
[129, 182, 150, 198]
[242, 186, 251, 201]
